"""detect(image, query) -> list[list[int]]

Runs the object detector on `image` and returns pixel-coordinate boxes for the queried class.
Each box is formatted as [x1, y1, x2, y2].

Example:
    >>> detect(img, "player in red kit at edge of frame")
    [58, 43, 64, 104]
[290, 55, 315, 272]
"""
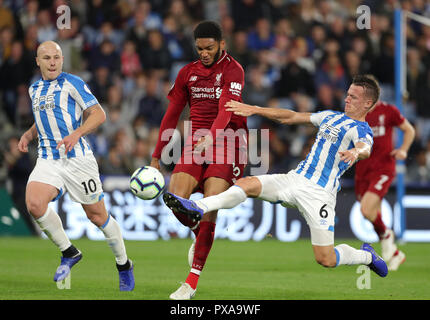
[354, 101, 415, 271]
[150, 21, 247, 299]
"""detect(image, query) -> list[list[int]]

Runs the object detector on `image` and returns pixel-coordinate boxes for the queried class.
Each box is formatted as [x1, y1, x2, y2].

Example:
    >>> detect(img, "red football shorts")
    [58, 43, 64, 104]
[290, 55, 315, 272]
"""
[355, 169, 395, 201]
[173, 145, 246, 193]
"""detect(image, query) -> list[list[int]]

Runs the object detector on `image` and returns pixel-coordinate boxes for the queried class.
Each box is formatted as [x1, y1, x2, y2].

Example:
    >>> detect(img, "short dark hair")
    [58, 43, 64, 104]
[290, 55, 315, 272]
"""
[193, 20, 222, 41]
[352, 74, 380, 106]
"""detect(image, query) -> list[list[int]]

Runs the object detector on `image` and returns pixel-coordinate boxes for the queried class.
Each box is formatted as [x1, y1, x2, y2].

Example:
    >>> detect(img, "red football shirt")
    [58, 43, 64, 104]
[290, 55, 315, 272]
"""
[152, 50, 247, 159]
[355, 101, 405, 175]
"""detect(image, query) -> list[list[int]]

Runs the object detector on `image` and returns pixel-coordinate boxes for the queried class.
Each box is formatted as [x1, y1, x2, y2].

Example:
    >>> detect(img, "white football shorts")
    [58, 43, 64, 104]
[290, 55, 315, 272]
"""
[28, 155, 104, 204]
[256, 171, 336, 246]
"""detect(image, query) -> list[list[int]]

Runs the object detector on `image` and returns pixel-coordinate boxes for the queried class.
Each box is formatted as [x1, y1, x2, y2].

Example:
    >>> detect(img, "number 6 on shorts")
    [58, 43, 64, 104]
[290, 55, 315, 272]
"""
[319, 204, 328, 218]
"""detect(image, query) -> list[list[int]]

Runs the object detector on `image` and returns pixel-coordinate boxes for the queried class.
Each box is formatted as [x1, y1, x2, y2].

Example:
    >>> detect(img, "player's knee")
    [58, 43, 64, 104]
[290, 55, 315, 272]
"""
[26, 196, 46, 217]
[235, 177, 260, 197]
[235, 177, 248, 186]
[360, 205, 373, 220]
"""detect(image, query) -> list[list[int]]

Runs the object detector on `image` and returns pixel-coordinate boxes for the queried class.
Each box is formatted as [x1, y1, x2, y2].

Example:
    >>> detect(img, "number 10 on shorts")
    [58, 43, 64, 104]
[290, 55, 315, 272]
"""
[81, 179, 97, 194]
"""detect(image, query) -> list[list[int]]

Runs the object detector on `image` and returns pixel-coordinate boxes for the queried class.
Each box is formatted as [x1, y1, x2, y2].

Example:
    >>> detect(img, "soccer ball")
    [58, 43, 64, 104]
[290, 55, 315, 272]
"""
[129, 166, 165, 200]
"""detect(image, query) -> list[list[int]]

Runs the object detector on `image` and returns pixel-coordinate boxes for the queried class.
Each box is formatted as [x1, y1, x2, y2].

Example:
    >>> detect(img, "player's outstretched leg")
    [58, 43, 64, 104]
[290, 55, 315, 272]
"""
[163, 192, 203, 223]
[360, 243, 388, 277]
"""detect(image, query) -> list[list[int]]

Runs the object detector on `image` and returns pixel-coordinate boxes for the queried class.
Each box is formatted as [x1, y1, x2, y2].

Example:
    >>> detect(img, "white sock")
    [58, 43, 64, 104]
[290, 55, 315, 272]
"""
[36, 207, 71, 251]
[195, 185, 247, 213]
[100, 215, 128, 265]
[334, 244, 372, 266]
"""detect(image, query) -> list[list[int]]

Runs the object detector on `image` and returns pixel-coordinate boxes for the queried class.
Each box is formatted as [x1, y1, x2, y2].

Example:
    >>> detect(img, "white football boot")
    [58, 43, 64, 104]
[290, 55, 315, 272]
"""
[188, 221, 199, 266]
[169, 282, 196, 300]
[188, 239, 196, 267]
[380, 229, 397, 261]
[388, 250, 406, 271]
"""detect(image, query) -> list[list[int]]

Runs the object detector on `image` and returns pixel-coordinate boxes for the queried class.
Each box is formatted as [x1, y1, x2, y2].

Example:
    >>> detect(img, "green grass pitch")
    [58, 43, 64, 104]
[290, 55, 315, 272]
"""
[0, 237, 429, 300]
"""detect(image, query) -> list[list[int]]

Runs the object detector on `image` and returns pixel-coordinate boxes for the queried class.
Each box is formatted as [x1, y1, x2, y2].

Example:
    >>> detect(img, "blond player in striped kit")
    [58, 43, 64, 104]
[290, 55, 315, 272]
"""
[18, 41, 134, 290]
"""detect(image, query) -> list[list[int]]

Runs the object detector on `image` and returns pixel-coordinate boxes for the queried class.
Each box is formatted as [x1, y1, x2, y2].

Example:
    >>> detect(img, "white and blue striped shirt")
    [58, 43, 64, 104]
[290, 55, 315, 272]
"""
[29, 72, 98, 160]
[295, 110, 373, 193]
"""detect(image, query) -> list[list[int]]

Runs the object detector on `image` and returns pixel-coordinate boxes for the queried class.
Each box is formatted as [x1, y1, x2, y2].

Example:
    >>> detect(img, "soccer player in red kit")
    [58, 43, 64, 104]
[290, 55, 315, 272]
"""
[355, 101, 415, 271]
[150, 21, 247, 299]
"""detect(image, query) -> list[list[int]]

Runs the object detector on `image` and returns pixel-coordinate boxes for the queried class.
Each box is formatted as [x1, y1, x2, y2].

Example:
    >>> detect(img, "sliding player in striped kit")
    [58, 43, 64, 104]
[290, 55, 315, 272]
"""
[18, 41, 134, 290]
[164, 75, 389, 286]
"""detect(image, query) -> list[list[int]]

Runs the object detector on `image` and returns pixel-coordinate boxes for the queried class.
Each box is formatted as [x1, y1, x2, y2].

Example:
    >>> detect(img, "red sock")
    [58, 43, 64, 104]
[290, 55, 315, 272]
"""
[372, 212, 387, 239]
[172, 210, 200, 237]
[186, 221, 215, 289]
[185, 272, 199, 289]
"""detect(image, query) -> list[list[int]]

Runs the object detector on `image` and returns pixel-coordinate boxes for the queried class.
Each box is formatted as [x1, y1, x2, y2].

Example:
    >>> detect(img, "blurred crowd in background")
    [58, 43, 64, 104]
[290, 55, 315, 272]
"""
[1, 0, 430, 209]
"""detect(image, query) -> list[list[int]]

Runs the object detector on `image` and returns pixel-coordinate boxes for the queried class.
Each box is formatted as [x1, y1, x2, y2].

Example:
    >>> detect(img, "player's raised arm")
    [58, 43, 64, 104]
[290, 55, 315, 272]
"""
[225, 100, 311, 125]
[56, 104, 106, 154]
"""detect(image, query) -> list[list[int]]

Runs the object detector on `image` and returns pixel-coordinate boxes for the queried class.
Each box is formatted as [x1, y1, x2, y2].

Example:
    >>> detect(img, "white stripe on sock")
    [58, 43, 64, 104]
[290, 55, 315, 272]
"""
[190, 268, 201, 275]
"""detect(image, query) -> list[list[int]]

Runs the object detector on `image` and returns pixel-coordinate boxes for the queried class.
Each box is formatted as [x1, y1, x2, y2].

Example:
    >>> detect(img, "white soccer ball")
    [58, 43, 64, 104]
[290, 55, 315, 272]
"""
[129, 166, 165, 200]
